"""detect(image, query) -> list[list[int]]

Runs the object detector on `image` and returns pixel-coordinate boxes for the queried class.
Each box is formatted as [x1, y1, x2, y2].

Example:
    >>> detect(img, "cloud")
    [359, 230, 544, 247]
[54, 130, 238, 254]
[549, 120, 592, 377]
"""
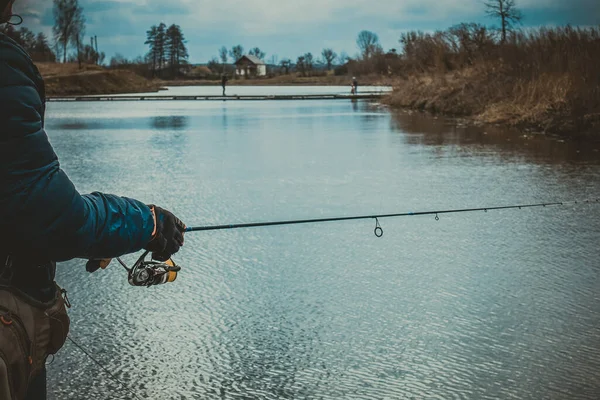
[13, 0, 600, 63]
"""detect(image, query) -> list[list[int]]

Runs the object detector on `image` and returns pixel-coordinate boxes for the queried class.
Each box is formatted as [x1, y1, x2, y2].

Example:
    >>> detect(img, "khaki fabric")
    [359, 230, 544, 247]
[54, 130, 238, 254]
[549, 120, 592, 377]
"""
[0, 357, 12, 400]
[0, 286, 69, 400]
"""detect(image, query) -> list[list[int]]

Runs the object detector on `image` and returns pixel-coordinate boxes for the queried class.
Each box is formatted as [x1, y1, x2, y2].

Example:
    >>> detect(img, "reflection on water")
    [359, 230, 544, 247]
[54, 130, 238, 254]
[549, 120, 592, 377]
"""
[44, 93, 600, 400]
[390, 109, 600, 164]
[151, 115, 188, 130]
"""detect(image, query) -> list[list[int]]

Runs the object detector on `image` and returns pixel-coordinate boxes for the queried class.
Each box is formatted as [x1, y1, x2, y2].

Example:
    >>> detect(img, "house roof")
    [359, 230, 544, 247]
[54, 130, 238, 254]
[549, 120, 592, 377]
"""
[235, 55, 266, 66]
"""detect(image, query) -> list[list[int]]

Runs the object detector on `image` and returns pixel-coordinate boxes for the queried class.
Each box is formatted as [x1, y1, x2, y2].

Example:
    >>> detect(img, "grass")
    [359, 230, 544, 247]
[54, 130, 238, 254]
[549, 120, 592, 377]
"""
[39, 63, 163, 96]
[381, 25, 600, 138]
[168, 73, 389, 87]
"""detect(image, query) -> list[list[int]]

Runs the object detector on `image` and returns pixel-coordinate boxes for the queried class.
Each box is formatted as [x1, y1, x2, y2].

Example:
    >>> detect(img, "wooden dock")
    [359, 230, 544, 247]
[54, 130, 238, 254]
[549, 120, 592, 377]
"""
[46, 93, 387, 102]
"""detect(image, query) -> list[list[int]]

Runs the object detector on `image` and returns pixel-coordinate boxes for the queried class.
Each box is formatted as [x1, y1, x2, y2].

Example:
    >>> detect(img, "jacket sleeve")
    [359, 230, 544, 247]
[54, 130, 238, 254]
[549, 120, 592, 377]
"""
[0, 83, 154, 262]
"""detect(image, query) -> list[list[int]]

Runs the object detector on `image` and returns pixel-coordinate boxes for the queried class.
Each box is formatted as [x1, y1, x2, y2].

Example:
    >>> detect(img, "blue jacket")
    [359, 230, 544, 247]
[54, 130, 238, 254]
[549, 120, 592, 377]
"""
[0, 33, 154, 263]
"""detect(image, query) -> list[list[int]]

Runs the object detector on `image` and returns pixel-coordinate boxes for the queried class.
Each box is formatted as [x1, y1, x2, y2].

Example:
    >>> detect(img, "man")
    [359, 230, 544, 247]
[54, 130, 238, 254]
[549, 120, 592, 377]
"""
[352, 77, 358, 94]
[0, 1, 186, 399]
[221, 73, 228, 96]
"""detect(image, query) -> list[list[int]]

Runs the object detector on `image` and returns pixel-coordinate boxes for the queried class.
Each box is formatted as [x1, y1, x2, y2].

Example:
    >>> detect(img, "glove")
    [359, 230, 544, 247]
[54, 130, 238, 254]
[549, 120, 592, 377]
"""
[145, 205, 186, 261]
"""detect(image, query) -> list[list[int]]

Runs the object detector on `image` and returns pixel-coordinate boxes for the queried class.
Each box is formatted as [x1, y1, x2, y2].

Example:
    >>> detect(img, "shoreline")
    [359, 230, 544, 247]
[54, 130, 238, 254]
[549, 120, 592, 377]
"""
[37, 63, 392, 96]
[381, 72, 599, 141]
[38, 63, 596, 141]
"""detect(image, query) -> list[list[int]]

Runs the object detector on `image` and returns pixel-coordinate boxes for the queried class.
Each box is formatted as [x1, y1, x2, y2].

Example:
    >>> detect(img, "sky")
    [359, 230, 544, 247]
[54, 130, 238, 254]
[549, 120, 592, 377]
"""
[13, 0, 600, 64]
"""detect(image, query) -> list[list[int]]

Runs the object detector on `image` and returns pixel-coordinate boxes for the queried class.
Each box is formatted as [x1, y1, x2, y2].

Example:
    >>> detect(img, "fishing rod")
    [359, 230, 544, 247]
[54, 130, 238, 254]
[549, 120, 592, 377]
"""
[184, 199, 600, 236]
[116, 199, 599, 287]
[78, 197, 599, 397]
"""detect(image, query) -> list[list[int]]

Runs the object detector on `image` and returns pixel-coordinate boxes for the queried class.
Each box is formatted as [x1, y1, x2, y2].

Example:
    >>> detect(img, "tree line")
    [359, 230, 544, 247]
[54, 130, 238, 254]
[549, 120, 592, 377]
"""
[0, 0, 105, 66]
[0, 25, 55, 62]
[2, 0, 583, 85]
[144, 23, 189, 78]
[205, 44, 343, 78]
[51, 0, 105, 66]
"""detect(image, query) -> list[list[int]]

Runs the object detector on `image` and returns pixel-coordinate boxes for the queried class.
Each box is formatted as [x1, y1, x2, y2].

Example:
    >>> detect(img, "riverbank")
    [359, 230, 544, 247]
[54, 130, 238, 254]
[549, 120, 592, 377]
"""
[380, 26, 600, 140]
[383, 67, 599, 140]
[168, 74, 390, 87]
[38, 63, 164, 96]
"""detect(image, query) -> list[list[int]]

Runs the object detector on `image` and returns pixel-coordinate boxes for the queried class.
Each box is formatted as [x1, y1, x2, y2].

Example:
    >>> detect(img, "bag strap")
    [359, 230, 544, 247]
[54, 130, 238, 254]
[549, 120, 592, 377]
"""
[0, 255, 14, 286]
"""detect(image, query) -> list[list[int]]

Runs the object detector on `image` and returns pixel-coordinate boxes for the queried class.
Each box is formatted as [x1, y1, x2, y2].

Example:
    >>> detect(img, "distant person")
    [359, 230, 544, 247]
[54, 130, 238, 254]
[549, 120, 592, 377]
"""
[1, 1, 186, 399]
[352, 77, 358, 94]
[221, 74, 228, 96]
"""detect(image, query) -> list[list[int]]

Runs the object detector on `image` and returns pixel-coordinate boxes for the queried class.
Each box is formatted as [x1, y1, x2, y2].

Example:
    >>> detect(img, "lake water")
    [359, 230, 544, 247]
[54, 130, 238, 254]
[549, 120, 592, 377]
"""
[44, 87, 600, 399]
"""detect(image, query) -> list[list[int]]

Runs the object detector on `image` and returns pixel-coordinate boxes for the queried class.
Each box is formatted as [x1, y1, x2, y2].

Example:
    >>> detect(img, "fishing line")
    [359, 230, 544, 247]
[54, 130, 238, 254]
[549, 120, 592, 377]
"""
[185, 199, 600, 237]
[66, 336, 145, 400]
[66, 198, 599, 396]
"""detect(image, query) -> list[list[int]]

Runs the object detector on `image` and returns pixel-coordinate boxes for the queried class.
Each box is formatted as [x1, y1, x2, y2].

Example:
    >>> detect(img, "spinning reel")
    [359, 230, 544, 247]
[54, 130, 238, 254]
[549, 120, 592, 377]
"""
[117, 250, 181, 287]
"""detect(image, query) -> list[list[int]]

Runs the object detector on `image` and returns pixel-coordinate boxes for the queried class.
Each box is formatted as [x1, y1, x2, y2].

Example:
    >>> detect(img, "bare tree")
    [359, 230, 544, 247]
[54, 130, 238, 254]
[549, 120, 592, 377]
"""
[229, 45, 244, 62]
[280, 58, 291, 74]
[73, 21, 85, 69]
[339, 51, 349, 64]
[484, 0, 522, 43]
[356, 30, 381, 59]
[52, 0, 85, 63]
[304, 52, 314, 74]
[219, 46, 228, 64]
[249, 47, 265, 60]
[296, 56, 306, 76]
[321, 48, 337, 70]
[33, 33, 56, 62]
[219, 46, 228, 73]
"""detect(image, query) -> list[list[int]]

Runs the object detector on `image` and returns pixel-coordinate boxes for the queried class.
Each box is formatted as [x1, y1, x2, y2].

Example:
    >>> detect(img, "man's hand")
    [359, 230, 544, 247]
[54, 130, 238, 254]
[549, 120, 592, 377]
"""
[86, 258, 112, 273]
[145, 205, 186, 261]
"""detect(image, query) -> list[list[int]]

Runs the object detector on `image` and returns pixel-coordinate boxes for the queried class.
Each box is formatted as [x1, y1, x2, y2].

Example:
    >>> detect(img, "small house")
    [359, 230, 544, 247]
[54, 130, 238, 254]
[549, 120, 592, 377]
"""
[235, 55, 267, 77]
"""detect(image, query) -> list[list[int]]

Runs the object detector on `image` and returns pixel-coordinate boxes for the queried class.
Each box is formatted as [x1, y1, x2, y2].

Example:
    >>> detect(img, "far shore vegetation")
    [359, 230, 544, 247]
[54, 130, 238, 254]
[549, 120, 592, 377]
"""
[1, 0, 598, 138]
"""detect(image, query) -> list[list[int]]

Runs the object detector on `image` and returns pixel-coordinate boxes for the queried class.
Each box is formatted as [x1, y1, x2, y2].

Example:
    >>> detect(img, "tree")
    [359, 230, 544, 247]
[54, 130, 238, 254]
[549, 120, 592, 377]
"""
[484, 0, 522, 43]
[356, 30, 381, 59]
[321, 48, 337, 70]
[249, 47, 265, 60]
[156, 23, 167, 73]
[165, 24, 188, 77]
[229, 45, 244, 62]
[32, 33, 56, 62]
[0, 27, 56, 61]
[52, 0, 85, 63]
[0, 24, 19, 42]
[109, 53, 130, 67]
[207, 57, 220, 73]
[80, 43, 104, 65]
[145, 25, 159, 76]
[280, 58, 291, 74]
[73, 20, 85, 69]
[339, 51, 349, 64]
[304, 52, 314, 74]
[447, 23, 495, 64]
[19, 27, 36, 52]
[296, 55, 306, 76]
[219, 46, 228, 64]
